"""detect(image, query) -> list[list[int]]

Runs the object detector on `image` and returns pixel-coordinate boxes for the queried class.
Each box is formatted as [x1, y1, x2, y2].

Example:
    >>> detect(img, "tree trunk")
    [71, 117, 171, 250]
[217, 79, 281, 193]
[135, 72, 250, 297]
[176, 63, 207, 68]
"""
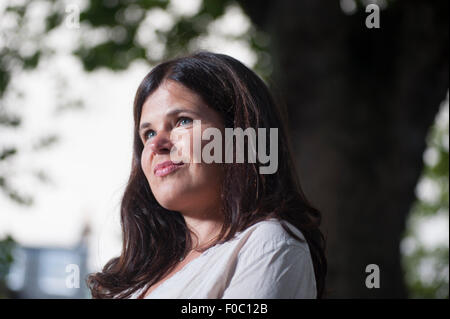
[240, 0, 449, 297]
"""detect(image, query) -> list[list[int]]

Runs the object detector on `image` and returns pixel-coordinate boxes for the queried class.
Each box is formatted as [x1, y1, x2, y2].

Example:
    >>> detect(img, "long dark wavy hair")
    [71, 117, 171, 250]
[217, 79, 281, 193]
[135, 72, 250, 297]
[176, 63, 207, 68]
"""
[87, 51, 327, 299]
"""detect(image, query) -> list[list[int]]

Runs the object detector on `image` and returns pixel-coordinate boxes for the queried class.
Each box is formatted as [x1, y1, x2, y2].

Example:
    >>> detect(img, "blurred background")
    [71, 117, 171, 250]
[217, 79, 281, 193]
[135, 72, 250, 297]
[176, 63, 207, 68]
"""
[0, 0, 448, 299]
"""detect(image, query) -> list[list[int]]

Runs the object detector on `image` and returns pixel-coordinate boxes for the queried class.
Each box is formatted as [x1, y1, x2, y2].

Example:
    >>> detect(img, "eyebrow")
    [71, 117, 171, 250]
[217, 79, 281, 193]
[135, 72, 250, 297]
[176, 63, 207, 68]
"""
[139, 108, 199, 134]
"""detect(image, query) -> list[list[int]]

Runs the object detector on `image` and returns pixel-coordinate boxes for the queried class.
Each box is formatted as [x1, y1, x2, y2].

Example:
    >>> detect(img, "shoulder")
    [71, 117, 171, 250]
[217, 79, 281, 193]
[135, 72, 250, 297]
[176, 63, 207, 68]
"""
[235, 218, 310, 256]
[221, 218, 317, 298]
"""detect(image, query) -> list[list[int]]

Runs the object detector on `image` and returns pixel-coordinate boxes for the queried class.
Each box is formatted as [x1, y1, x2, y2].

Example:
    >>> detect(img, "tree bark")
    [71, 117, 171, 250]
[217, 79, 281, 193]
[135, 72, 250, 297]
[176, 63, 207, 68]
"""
[239, 0, 449, 298]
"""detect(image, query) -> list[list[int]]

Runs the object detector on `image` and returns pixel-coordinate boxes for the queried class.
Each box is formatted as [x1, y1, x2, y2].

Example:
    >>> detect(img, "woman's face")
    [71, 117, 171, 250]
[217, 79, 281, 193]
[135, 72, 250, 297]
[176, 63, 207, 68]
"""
[139, 80, 225, 217]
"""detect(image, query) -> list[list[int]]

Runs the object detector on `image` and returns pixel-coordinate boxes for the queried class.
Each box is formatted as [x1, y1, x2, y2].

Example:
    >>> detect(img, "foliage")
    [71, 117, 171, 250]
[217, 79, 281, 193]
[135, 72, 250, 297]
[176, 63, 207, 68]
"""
[74, 0, 271, 77]
[402, 99, 449, 298]
[0, 1, 61, 205]
[0, 235, 16, 298]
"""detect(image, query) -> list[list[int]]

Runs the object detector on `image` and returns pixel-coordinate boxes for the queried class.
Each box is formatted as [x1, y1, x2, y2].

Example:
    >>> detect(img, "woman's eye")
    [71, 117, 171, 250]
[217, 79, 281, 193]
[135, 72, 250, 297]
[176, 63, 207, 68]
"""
[178, 117, 192, 126]
[144, 130, 156, 140]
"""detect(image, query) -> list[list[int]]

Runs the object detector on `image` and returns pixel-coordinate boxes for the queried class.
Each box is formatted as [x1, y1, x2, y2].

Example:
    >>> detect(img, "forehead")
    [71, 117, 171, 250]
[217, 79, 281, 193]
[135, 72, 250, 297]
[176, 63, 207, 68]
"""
[140, 80, 205, 117]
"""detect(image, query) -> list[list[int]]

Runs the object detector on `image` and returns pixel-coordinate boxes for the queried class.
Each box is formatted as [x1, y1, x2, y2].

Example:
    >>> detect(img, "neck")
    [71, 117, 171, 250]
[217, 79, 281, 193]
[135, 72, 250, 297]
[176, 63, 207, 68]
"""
[181, 205, 224, 250]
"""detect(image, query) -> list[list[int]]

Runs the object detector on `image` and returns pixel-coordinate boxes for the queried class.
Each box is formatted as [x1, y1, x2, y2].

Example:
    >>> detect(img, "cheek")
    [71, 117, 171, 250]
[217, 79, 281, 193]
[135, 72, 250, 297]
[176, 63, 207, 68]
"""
[191, 162, 224, 191]
[170, 129, 193, 163]
[141, 145, 153, 177]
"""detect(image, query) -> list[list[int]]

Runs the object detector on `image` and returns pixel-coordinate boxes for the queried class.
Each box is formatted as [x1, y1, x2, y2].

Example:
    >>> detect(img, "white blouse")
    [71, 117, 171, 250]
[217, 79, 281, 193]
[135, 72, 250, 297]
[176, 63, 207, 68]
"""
[129, 218, 317, 299]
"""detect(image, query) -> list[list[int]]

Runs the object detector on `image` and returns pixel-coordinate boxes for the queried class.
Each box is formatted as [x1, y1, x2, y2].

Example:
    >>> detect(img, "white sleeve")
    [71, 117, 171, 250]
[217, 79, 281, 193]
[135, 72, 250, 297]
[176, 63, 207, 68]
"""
[221, 242, 317, 299]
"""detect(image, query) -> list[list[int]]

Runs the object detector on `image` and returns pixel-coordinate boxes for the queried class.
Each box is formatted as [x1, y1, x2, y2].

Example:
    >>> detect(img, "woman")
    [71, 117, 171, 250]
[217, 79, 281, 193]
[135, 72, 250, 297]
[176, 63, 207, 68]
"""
[87, 51, 327, 299]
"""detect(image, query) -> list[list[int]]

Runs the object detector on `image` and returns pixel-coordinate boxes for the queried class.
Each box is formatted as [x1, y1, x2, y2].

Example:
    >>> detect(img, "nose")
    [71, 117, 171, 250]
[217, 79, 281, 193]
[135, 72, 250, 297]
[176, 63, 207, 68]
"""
[149, 131, 173, 155]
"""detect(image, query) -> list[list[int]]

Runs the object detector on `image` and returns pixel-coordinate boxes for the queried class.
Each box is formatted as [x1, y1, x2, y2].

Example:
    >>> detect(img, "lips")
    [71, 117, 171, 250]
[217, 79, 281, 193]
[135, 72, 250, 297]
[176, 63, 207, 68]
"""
[153, 160, 185, 177]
